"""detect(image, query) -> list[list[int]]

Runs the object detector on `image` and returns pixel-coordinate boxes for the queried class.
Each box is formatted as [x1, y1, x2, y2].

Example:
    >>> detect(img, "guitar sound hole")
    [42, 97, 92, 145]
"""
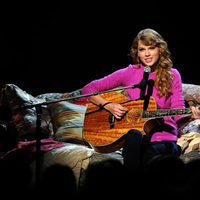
[126, 109, 142, 124]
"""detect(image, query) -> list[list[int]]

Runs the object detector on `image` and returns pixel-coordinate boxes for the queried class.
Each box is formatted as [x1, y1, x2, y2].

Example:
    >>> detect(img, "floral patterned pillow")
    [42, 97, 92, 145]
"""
[0, 84, 53, 140]
[182, 83, 200, 106]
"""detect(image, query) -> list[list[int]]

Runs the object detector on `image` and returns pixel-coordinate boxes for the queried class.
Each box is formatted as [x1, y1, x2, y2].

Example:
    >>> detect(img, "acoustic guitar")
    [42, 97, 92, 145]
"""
[83, 92, 192, 153]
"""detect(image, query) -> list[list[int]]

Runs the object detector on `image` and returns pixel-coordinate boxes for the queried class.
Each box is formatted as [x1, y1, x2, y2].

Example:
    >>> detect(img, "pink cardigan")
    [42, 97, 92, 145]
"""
[82, 64, 185, 142]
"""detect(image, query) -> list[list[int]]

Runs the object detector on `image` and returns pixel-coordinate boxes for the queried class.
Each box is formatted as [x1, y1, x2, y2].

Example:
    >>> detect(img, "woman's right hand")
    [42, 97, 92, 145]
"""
[104, 102, 128, 119]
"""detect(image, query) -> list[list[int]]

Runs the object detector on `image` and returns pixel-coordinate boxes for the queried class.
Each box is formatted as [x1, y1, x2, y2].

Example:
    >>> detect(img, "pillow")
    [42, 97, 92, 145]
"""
[177, 119, 200, 154]
[62, 88, 88, 105]
[181, 119, 200, 135]
[47, 101, 87, 144]
[182, 83, 200, 106]
[35, 93, 63, 100]
[0, 84, 53, 140]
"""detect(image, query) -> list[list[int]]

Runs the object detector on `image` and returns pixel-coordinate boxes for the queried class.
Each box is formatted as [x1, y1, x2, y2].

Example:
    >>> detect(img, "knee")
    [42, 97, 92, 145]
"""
[124, 129, 143, 142]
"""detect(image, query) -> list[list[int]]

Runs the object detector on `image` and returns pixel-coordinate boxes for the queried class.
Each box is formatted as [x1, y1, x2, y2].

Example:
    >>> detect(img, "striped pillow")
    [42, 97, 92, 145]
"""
[48, 101, 87, 144]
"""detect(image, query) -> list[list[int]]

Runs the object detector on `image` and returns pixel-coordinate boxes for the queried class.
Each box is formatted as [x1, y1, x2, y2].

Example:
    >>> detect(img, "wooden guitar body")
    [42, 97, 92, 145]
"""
[83, 92, 157, 153]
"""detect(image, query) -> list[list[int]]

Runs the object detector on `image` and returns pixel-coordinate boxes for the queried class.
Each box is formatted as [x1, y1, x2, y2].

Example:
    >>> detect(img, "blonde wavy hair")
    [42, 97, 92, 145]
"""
[130, 28, 173, 97]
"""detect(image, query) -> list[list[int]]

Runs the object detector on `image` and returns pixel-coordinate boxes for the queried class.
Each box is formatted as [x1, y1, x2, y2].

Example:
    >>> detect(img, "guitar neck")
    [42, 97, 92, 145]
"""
[142, 107, 192, 118]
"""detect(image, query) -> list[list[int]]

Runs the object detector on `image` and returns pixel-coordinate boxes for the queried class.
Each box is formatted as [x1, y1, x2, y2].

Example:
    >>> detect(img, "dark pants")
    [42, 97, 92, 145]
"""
[122, 129, 181, 171]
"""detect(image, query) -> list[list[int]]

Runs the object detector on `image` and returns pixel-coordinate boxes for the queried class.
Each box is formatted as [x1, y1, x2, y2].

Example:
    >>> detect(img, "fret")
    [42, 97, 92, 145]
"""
[142, 108, 191, 118]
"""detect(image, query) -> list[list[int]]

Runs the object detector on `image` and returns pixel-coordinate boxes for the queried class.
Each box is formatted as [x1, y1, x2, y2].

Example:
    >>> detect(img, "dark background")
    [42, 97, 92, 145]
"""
[1, 1, 199, 96]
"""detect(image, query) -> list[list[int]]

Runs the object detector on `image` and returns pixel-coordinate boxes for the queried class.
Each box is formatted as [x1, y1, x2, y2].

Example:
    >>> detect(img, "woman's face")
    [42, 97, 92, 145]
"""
[137, 40, 160, 67]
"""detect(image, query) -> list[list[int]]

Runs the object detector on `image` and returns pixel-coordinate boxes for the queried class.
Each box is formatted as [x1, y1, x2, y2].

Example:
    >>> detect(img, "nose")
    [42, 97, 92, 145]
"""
[145, 50, 150, 56]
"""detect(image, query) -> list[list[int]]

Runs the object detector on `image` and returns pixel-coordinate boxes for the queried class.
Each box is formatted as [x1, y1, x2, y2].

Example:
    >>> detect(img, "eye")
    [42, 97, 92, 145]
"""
[149, 46, 156, 50]
[138, 48, 145, 52]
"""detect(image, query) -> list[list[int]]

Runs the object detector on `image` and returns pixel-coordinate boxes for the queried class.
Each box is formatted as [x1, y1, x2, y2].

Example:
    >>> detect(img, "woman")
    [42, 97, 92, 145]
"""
[82, 28, 186, 171]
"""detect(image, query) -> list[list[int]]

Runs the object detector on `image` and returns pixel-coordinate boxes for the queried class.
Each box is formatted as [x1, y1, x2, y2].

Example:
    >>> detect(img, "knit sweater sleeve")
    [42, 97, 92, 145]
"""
[82, 65, 134, 94]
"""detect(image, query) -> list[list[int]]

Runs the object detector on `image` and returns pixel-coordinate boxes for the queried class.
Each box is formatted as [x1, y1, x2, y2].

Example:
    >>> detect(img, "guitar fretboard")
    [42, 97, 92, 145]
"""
[142, 108, 191, 118]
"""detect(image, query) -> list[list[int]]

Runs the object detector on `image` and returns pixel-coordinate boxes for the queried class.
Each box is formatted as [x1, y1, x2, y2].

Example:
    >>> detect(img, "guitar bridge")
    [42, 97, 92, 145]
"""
[109, 113, 115, 128]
